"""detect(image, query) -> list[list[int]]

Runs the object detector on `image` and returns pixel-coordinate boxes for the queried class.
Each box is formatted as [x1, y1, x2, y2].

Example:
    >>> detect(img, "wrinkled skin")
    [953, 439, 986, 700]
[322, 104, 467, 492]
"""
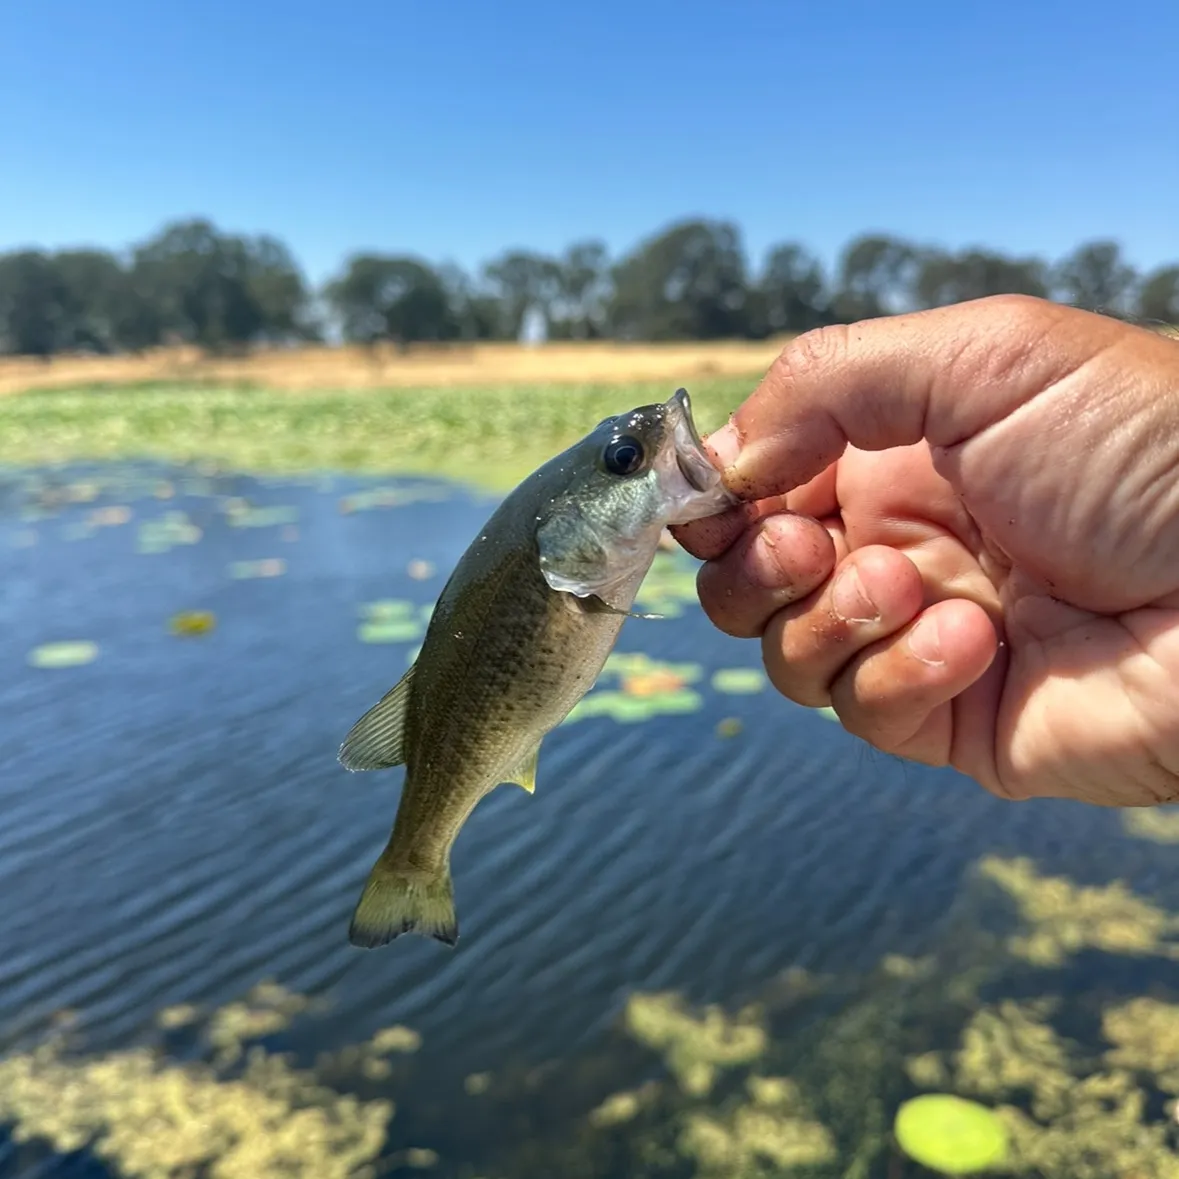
[673, 294, 1179, 807]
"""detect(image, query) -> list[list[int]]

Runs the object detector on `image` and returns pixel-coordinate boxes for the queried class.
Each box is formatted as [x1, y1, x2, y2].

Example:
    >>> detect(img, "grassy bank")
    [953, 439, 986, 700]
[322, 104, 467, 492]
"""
[0, 378, 754, 491]
[0, 338, 788, 397]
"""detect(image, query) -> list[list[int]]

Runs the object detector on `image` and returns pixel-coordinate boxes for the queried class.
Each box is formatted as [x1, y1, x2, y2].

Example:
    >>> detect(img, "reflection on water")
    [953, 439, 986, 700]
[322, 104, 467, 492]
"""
[3, 462, 1179, 1176]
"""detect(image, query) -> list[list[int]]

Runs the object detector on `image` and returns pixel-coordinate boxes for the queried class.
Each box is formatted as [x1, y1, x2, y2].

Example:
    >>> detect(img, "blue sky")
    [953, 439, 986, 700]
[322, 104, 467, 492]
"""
[1, 0, 1176, 286]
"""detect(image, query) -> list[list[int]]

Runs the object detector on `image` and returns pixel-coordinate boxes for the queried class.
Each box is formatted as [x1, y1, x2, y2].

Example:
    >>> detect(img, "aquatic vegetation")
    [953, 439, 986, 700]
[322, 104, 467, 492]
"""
[228, 557, 287, 579]
[716, 716, 744, 738]
[978, 854, 1179, 965]
[893, 1094, 1008, 1174]
[0, 379, 745, 492]
[356, 598, 428, 644]
[0, 982, 394, 1179]
[906, 999, 1179, 1178]
[90, 503, 133, 526]
[634, 548, 705, 618]
[137, 510, 202, 553]
[679, 1076, 838, 1175]
[1103, 997, 1179, 1092]
[623, 992, 767, 1098]
[205, 980, 315, 1066]
[564, 652, 706, 725]
[169, 609, 217, 636]
[711, 668, 767, 694]
[27, 639, 99, 669]
[337, 485, 451, 513]
[223, 501, 300, 529]
[1123, 805, 1179, 844]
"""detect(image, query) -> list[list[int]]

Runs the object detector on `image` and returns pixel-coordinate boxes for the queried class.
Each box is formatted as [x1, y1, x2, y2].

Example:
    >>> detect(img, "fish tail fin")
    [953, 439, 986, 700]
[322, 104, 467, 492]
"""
[348, 858, 457, 949]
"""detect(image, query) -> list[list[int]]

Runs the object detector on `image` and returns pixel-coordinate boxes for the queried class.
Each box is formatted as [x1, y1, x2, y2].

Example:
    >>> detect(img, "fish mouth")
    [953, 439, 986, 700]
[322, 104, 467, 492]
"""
[666, 387, 721, 493]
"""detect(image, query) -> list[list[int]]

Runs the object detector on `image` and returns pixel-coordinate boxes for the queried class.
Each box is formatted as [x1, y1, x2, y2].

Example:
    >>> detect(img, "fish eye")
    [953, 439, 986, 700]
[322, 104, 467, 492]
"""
[602, 435, 646, 477]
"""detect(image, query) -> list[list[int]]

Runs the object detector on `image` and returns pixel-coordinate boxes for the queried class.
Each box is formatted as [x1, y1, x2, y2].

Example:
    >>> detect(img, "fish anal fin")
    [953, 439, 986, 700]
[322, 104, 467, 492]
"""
[503, 742, 541, 794]
[339, 663, 416, 772]
[348, 859, 457, 949]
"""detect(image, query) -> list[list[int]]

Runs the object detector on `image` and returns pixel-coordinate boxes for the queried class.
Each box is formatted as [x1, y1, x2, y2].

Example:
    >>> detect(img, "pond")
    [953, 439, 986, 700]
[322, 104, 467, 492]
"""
[3, 461, 1179, 1178]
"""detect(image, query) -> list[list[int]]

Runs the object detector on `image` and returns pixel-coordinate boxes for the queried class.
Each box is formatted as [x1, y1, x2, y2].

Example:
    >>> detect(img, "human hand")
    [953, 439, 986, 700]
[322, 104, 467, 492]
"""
[672, 295, 1179, 807]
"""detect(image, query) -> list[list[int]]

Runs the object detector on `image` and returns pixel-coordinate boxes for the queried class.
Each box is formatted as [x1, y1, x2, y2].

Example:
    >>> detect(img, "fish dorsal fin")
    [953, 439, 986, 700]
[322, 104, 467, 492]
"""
[503, 742, 541, 794]
[339, 663, 416, 771]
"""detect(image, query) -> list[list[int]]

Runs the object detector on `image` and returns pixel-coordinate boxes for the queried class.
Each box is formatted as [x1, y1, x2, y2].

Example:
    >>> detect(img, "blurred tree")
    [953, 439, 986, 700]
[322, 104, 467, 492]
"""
[0, 251, 69, 356]
[1135, 265, 1179, 326]
[52, 249, 164, 353]
[553, 239, 611, 339]
[1054, 239, 1137, 314]
[608, 218, 750, 339]
[245, 235, 316, 343]
[131, 219, 261, 350]
[481, 250, 563, 339]
[130, 219, 311, 351]
[324, 254, 457, 347]
[435, 263, 498, 340]
[830, 233, 920, 321]
[754, 242, 828, 334]
[913, 248, 1050, 308]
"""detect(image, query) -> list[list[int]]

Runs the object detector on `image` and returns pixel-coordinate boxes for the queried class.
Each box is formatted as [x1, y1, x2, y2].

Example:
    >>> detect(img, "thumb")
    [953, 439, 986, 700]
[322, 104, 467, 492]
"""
[713, 294, 1137, 503]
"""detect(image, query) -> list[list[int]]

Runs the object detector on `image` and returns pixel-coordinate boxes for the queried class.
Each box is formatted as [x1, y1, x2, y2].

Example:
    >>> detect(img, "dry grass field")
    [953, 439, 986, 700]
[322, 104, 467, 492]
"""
[0, 337, 794, 397]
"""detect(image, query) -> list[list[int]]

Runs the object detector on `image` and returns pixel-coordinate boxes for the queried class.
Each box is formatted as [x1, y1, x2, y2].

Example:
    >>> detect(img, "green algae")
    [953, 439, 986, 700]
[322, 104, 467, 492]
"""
[978, 854, 1179, 965]
[1123, 805, 1179, 844]
[905, 999, 1179, 1178]
[623, 992, 768, 1098]
[0, 981, 394, 1179]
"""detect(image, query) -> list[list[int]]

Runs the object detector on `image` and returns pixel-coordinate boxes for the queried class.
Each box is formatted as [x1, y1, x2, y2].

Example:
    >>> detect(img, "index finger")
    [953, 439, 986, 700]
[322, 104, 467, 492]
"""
[712, 294, 1140, 503]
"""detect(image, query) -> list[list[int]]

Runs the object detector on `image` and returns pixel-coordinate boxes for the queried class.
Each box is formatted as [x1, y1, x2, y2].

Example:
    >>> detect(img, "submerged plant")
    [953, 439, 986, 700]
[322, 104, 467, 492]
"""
[0, 982, 396, 1179]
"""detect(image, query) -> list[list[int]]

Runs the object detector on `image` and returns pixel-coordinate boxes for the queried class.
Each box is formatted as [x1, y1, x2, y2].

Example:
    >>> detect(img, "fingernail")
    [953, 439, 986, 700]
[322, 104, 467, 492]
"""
[908, 614, 944, 666]
[749, 524, 791, 589]
[705, 422, 741, 467]
[832, 564, 878, 624]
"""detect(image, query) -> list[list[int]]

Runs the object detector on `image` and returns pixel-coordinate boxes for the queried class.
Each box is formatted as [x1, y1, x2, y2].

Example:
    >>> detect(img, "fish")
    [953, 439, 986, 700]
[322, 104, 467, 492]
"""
[338, 386, 737, 949]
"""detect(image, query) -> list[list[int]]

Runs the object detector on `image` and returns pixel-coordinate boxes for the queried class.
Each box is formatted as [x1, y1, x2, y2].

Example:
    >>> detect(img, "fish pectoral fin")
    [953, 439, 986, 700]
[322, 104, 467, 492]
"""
[503, 742, 541, 794]
[338, 663, 416, 771]
[581, 593, 663, 621]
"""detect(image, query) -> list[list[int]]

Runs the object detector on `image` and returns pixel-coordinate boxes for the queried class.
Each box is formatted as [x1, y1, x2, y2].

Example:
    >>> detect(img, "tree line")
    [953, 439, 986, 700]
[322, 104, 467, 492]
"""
[0, 216, 1176, 357]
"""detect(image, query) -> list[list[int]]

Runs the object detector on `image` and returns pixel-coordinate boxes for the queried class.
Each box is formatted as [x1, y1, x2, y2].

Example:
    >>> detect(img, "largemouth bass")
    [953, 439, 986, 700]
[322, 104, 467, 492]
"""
[338, 387, 736, 949]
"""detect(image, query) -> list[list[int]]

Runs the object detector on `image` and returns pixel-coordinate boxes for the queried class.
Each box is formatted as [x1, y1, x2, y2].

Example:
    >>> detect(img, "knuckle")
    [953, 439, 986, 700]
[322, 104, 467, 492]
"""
[770, 324, 851, 393]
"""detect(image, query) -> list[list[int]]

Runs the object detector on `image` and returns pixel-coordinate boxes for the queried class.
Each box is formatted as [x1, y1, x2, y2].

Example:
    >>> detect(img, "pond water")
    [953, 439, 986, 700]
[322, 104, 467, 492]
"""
[2, 462, 1179, 1178]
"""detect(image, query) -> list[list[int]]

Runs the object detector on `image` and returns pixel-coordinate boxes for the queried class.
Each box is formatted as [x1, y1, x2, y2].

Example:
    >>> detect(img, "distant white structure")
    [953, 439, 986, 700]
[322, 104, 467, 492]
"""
[519, 305, 547, 347]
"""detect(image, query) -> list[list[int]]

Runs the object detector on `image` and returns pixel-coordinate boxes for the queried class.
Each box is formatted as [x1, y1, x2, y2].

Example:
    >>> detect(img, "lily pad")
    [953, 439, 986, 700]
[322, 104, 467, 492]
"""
[564, 687, 703, 725]
[138, 511, 202, 554]
[28, 641, 99, 669]
[711, 668, 767, 694]
[229, 558, 287, 579]
[894, 1094, 1008, 1174]
[170, 611, 217, 636]
[359, 620, 424, 644]
[225, 504, 299, 529]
